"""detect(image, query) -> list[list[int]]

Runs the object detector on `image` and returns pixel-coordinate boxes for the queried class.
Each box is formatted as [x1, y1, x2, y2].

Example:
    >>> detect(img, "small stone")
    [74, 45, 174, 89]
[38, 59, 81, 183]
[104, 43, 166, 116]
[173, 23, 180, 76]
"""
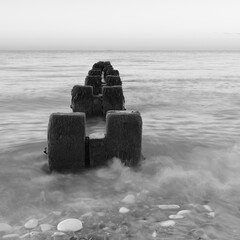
[19, 233, 30, 239]
[88, 234, 109, 240]
[169, 214, 184, 219]
[121, 194, 136, 204]
[159, 220, 175, 227]
[57, 218, 83, 232]
[102, 227, 110, 231]
[157, 205, 180, 210]
[29, 231, 39, 237]
[2, 234, 19, 239]
[52, 211, 62, 216]
[119, 207, 130, 213]
[40, 224, 52, 232]
[152, 231, 157, 238]
[51, 232, 67, 240]
[97, 212, 105, 217]
[81, 212, 93, 218]
[0, 223, 12, 233]
[24, 219, 38, 229]
[203, 205, 213, 212]
[207, 212, 215, 218]
[99, 223, 106, 229]
[177, 210, 191, 215]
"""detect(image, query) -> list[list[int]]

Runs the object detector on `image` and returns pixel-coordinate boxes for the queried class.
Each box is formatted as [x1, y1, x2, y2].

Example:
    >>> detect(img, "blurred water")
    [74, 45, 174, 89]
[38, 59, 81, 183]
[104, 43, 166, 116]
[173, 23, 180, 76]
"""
[1, 51, 240, 239]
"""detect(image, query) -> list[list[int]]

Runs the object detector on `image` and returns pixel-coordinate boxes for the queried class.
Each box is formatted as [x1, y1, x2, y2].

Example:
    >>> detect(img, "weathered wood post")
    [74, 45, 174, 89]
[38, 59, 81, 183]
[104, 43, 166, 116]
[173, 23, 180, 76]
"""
[105, 111, 142, 166]
[105, 76, 122, 86]
[47, 112, 86, 172]
[102, 86, 125, 116]
[71, 85, 93, 116]
[85, 76, 102, 95]
[89, 133, 106, 167]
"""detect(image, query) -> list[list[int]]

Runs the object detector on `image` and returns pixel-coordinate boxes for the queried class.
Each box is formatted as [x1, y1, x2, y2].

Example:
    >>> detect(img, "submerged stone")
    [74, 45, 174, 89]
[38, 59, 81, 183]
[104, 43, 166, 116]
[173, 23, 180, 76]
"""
[119, 207, 130, 213]
[57, 218, 83, 232]
[2, 233, 19, 239]
[177, 210, 191, 215]
[24, 219, 38, 229]
[40, 224, 52, 232]
[152, 231, 157, 238]
[121, 194, 136, 204]
[169, 214, 184, 219]
[51, 232, 67, 240]
[159, 220, 175, 227]
[207, 212, 215, 218]
[157, 204, 180, 210]
[0, 223, 12, 233]
[203, 205, 213, 212]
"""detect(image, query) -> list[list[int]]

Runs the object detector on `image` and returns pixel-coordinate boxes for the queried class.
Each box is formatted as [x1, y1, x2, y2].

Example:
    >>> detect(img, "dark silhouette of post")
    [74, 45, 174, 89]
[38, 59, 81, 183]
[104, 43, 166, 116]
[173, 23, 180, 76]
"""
[47, 113, 86, 172]
[102, 86, 125, 116]
[105, 111, 142, 166]
[71, 85, 93, 116]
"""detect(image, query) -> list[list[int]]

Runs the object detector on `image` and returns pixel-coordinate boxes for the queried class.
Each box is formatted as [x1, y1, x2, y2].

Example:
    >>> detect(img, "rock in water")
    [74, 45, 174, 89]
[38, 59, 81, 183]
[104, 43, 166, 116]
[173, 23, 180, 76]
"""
[24, 219, 38, 229]
[119, 207, 130, 213]
[57, 218, 83, 232]
[169, 214, 184, 219]
[2, 233, 19, 239]
[51, 232, 67, 240]
[0, 223, 12, 233]
[203, 205, 213, 212]
[207, 212, 215, 218]
[152, 231, 157, 238]
[157, 204, 180, 210]
[121, 194, 136, 204]
[40, 223, 52, 232]
[159, 220, 176, 227]
[177, 210, 191, 215]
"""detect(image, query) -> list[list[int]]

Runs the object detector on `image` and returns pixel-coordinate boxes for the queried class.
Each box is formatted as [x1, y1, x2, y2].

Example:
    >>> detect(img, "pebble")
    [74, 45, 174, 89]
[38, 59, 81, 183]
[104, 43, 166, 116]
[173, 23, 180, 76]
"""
[169, 214, 184, 219]
[51, 232, 67, 240]
[29, 231, 39, 237]
[24, 218, 38, 229]
[57, 218, 83, 232]
[0, 223, 12, 233]
[19, 233, 30, 239]
[119, 207, 130, 213]
[81, 212, 93, 218]
[40, 223, 52, 232]
[159, 220, 176, 227]
[52, 211, 62, 216]
[97, 212, 105, 217]
[207, 212, 215, 218]
[2, 234, 19, 239]
[203, 205, 213, 212]
[177, 210, 191, 215]
[152, 231, 157, 237]
[121, 194, 136, 204]
[157, 204, 180, 210]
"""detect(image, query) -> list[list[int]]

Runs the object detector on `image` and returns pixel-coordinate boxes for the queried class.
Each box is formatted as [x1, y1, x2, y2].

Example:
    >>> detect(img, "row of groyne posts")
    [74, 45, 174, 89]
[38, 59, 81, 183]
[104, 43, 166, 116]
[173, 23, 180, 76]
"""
[47, 61, 143, 173]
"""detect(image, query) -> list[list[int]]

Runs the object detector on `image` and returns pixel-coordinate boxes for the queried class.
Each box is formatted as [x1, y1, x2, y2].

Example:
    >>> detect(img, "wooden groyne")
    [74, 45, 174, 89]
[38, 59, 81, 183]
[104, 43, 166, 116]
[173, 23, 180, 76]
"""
[47, 61, 143, 173]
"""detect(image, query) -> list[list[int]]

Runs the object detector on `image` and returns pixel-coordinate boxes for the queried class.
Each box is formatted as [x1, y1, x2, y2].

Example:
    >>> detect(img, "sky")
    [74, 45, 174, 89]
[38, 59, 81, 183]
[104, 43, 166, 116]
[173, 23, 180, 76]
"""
[0, 0, 240, 50]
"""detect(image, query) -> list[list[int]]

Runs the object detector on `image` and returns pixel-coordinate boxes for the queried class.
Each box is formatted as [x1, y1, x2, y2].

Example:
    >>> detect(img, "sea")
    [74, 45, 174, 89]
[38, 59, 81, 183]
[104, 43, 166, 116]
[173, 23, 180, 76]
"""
[0, 51, 240, 239]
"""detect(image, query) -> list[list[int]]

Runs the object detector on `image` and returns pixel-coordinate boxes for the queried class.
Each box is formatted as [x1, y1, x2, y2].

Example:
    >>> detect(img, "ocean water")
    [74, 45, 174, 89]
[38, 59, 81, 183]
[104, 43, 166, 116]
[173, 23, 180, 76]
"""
[0, 51, 240, 239]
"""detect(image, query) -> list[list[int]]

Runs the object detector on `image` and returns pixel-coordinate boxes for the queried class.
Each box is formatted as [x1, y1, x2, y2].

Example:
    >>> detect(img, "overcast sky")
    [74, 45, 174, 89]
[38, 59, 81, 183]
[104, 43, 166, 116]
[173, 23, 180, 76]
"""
[0, 0, 240, 50]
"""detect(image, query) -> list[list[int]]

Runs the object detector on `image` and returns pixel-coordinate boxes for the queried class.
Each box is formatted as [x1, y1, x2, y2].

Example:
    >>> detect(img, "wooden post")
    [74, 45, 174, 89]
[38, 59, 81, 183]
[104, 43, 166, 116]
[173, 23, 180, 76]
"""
[71, 85, 93, 116]
[105, 111, 142, 166]
[102, 86, 125, 116]
[47, 112, 86, 172]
